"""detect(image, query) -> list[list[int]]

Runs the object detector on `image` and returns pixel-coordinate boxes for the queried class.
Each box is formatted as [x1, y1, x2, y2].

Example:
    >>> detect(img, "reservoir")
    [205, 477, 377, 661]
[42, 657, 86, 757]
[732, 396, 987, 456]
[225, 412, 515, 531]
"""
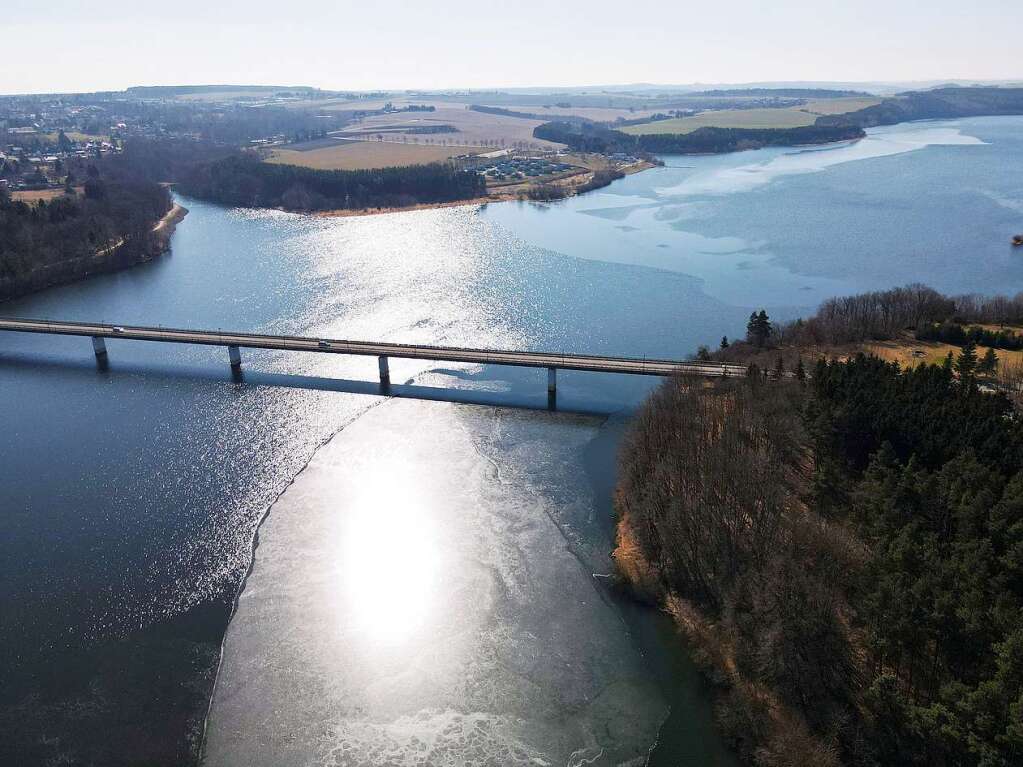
[1, 117, 1021, 765]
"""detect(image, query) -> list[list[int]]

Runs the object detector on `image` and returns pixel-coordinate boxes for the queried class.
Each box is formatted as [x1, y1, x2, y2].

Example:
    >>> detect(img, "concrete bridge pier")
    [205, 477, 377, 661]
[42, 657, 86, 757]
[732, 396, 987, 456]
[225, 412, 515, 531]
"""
[378, 355, 390, 389]
[228, 345, 242, 368]
[91, 336, 107, 358]
[547, 366, 557, 409]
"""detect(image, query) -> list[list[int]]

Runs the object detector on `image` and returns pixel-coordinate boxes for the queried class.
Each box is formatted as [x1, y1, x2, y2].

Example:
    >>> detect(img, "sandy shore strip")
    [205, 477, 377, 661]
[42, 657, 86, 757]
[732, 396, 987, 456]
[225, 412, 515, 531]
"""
[314, 195, 514, 219]
[313, 159, 660, 220]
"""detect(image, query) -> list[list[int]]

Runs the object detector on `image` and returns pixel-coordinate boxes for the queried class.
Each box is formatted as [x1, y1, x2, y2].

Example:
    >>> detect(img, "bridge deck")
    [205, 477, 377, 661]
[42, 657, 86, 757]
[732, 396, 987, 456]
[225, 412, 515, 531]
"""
[0, 317, 748, 378]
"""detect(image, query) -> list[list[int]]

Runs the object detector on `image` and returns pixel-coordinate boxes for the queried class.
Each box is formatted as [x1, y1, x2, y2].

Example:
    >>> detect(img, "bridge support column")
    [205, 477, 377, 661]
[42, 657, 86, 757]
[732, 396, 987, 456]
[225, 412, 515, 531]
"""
[228, 345, 241, 368]
[547, 366, 557, 394]
[91, 336, 107, 358]
[378, 355, 390, 388]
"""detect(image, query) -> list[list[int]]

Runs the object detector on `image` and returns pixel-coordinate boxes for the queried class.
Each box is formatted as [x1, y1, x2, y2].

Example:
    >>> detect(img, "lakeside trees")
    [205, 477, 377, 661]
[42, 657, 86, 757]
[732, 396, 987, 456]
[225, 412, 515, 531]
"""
[0, 156, 171, 300]
[533, 121, 866, 155]
[178, 155, 486, 212]
[616, 302, 1023, 765]
[817, 87, 1023, 129]
[622, 362, 1023, 766]
[722, 284, 1023, 351]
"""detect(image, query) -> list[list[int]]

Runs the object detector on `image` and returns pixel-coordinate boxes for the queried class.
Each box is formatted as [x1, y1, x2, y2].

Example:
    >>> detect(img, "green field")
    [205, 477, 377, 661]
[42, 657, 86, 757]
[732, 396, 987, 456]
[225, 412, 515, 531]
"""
[42, 131, 108, 143]
[799, 96, 882, 115]
[620, 108, 818, 135]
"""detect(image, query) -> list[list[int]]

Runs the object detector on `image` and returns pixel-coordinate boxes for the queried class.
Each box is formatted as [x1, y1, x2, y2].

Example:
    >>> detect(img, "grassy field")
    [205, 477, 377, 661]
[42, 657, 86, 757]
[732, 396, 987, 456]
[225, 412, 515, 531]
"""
[861, 332, 1023, 370]
[10, 188, 73, 203]
[40, 131, 107, 143]
[798, 97, 882, 115]
[335, 105, 563, 148]
[266, 140, 484, 171]
[620, 108, 818, 135]
[174, 90, 285, 102]
[752, 332, 1023, 372]
[620, 96, 882, 135]
[478, 104, 665, 123]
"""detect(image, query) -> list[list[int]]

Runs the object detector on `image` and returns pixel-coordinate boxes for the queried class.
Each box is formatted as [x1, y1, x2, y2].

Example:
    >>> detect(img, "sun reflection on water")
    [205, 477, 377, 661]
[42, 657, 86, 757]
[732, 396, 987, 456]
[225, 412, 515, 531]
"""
[340, 466, 442, 644]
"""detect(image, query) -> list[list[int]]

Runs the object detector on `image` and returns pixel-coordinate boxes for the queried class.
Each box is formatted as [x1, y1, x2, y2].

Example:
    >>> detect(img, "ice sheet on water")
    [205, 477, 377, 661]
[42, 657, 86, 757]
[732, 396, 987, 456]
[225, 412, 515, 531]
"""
[653, 122, 987, 199]
[203, 398, 665, 766]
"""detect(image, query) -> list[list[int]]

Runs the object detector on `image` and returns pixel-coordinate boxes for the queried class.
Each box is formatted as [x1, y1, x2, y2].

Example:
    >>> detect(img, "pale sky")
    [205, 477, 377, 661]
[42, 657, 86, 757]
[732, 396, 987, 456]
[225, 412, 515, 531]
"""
[4, 0, 1021, 94]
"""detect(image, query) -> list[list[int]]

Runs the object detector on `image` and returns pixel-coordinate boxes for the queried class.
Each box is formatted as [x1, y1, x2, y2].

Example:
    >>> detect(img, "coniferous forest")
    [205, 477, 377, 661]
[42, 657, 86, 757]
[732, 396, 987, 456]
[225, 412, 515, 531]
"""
[616, 291, 1023, 766]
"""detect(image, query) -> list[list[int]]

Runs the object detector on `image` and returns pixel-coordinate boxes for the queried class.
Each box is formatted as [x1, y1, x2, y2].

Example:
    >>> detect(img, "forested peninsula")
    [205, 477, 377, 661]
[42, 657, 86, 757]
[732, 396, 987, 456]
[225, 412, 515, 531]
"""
[178, 155, 486, 212]
[615, 285, 1023, 767]
[0, 157, 176, 301]
[536, 87, 1023, 156]
[817, 86, 1023, 128]
[534, 122, 865, 155]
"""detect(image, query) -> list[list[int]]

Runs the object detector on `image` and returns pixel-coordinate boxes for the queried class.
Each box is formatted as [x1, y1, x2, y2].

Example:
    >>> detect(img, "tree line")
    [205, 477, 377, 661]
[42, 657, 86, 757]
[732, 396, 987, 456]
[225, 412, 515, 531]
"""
[616, 350, 1023, 766]
[733, 284, 1023, 349]
[917, 320, 1023, 351]
[177, 154, 486, 212]
[533, 121, 865, 155]
[524, 169, 626, 202]
[0, 151, 172, 301]
[817, 87, 1023, 129]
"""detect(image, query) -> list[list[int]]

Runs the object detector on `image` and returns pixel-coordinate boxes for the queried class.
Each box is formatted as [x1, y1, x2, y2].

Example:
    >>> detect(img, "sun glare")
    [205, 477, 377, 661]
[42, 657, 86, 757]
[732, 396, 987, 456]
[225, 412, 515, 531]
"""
[339, 468, 443, 644]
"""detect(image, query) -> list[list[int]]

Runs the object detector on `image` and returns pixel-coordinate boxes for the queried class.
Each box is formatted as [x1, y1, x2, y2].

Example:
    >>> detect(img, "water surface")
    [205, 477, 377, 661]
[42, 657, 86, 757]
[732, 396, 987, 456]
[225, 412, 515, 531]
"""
[1, 116, 1021, 765]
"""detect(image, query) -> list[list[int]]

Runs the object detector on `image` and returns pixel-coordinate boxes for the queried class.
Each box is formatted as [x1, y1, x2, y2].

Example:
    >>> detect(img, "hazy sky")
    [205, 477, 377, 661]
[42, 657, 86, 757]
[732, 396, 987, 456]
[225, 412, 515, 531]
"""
[4, 0, 1021, 94]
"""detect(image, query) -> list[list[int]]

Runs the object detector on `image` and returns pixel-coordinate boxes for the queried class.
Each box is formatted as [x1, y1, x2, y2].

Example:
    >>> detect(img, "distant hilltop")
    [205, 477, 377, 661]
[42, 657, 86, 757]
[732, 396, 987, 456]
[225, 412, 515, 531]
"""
[816, 86, 1023, 128]
[686, 88, 873, 99]
[124, 85, 326, 97]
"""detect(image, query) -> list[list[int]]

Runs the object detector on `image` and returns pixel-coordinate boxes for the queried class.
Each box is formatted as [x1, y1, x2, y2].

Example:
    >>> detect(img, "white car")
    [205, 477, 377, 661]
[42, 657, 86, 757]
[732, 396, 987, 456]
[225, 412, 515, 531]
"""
[112, 326, 126, 334]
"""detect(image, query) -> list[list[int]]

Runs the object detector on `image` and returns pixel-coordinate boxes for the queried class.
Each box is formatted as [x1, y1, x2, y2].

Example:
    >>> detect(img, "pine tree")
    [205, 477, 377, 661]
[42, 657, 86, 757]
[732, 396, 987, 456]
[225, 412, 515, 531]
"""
[943, 351, 954, 372]
[775, 356, 784, 378]
[979, 347, 998, 375]
[795, 358, 806, 382]
[720, 336, 729, 349]
[696, 345, 711, 361]
[956, 340, 978, 379]
[746, 309, 772, 348]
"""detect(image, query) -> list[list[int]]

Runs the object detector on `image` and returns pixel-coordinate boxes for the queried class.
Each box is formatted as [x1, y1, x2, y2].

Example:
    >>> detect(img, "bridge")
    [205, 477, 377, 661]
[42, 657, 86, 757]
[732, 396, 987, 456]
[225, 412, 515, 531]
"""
[0, 317, 748, 406]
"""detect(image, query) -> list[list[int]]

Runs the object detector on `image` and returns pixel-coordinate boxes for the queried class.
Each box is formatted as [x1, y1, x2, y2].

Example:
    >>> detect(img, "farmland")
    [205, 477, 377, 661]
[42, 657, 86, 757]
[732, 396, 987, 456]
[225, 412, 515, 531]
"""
[476, 104, 665, 123]
[335, 105, 561, 148]
[621, 96, 882, 135]
[620, 108, 818, 135]
[265, 140, 485, 170]
[10, 188, 78, 203]
[41, 131, 108, 143]
[798, 96, 882, 114]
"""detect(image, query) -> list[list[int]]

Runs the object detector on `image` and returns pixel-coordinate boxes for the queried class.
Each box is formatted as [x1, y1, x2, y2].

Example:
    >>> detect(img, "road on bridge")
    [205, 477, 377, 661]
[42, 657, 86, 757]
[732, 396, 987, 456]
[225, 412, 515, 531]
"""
[0, 317, 749, 378]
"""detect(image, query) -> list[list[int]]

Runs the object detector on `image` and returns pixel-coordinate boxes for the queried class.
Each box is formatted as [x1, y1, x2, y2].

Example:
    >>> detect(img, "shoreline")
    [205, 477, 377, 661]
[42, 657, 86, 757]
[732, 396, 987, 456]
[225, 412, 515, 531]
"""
[314, 160, 659, 220]
[0, 202, 188, 303]
[155, 202, 188, 233]
[315, 196, 508, 219]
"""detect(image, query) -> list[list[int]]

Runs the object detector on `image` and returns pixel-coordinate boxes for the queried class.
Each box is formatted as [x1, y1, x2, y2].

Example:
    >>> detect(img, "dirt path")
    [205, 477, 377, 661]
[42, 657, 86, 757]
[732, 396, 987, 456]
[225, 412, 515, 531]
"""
[96, 203, 187, 256]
